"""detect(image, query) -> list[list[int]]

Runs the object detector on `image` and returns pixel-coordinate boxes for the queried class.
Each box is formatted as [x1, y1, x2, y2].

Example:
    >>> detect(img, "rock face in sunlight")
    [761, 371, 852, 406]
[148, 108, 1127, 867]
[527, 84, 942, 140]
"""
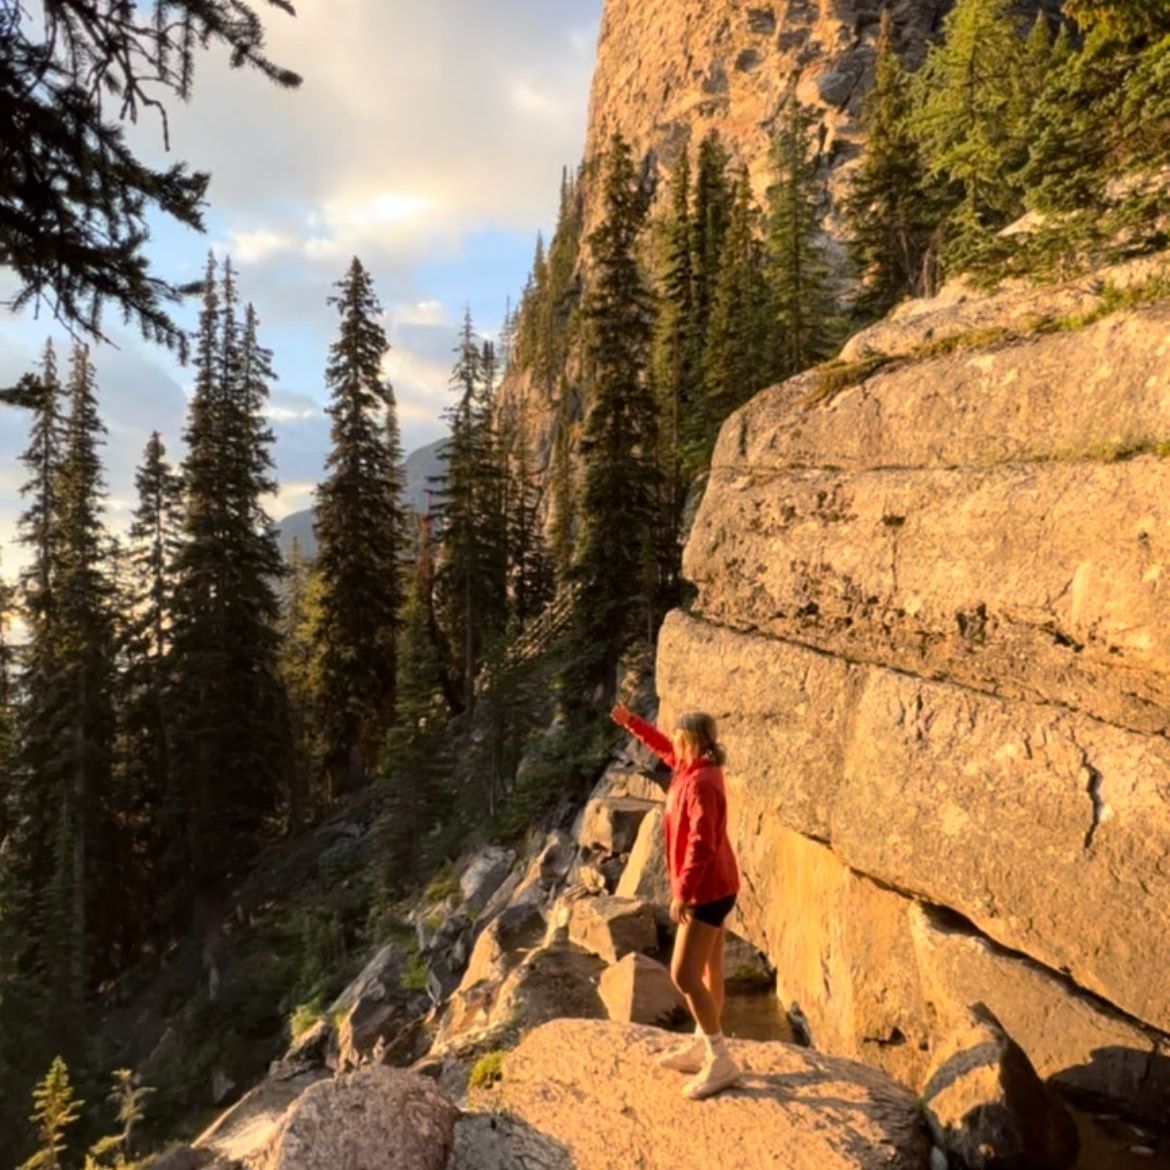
[656, 269, 1170, 1120]
[583, 0, 953, 235]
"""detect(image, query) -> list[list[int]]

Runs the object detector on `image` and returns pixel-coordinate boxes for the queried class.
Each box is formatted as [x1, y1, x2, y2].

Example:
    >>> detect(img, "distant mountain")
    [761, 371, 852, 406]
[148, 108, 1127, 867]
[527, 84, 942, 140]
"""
[276, 437, 448, 560]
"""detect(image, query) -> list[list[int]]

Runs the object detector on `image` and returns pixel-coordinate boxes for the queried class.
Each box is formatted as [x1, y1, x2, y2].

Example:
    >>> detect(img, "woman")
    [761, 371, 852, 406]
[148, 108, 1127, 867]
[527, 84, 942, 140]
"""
[611, 701, 741, 1100]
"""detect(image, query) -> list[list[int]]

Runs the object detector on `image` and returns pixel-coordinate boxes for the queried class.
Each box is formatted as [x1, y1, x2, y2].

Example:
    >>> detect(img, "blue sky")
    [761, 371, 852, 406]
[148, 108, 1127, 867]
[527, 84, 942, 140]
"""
[0, 0, 603, 575]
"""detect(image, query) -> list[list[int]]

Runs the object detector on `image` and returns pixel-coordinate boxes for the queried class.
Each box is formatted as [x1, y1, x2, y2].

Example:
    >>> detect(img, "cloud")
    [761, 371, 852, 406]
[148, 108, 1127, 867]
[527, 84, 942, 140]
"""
[1, 1, 603, 576]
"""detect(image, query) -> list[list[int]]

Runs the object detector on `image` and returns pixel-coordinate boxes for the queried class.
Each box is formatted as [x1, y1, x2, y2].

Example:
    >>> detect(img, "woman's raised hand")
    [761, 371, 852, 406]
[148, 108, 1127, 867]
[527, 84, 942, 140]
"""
[611, 701, 633, 729]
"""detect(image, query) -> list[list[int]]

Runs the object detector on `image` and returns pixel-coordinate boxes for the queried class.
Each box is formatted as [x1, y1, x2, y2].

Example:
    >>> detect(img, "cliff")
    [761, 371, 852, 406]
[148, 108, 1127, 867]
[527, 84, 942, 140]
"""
[656, 259, 1170, 1116]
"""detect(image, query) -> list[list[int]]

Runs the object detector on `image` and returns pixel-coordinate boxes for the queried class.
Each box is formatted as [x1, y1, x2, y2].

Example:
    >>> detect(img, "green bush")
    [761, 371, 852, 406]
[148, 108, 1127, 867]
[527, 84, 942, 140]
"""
[469, 1050, 507, 1090]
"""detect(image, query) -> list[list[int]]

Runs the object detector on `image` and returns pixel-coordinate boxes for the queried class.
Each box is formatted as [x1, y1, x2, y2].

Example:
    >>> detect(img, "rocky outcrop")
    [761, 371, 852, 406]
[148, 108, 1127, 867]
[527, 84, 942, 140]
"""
[566, 895, 659, 964]
[585, 0, 954, 236]
[657, 273, 1170, 1119]
[475, 1019, 931, 1170]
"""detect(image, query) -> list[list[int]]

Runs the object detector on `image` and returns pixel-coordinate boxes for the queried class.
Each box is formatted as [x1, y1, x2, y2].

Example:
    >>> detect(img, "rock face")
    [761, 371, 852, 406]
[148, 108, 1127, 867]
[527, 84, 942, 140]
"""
[585, 0, 954, 235]
[478, 1019, 931, 1170]
[922, 1007, 1079, 1170]
[656, 281, 1170, 1118]
[598, 953, 687, 1026]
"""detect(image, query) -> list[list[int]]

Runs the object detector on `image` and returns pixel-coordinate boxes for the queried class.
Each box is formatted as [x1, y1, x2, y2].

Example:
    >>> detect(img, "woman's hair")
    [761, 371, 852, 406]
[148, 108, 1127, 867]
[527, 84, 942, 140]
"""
[673, 711, 727, 766]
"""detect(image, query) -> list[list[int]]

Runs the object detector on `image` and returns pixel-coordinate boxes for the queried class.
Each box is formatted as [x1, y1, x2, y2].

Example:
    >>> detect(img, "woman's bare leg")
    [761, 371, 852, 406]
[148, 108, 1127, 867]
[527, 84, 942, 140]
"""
[671, 917, 722, 1034]
[702, 927, 726, 1030]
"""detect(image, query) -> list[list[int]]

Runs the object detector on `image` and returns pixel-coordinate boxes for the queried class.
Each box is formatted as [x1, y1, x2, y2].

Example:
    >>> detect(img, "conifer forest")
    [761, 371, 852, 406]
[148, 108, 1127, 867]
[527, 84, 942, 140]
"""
[2, 0, 1170, 1164]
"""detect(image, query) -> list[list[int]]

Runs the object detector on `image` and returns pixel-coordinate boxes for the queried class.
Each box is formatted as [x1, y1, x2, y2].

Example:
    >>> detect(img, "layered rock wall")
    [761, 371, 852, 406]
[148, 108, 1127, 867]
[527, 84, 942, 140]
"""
[657, 286, 1170, 1115]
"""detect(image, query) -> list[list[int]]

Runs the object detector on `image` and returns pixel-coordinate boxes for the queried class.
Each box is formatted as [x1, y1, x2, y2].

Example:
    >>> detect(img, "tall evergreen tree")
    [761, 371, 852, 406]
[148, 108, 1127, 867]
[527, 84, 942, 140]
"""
[313, 258, 407, 796]
[690, 131, 734, 357]
[114, 432, 184, 950]
[571, 132, 659, 700]
[766, 106, 840, 376]
[434, 312, 508, 714]
[51, 344, 117, 1002]
[170, 256, 290, 911]
[844, 8, 936, 316]
[703, 172, 773, 442]
[651, 150, 698, 561]
[909, 0, 1030, 270]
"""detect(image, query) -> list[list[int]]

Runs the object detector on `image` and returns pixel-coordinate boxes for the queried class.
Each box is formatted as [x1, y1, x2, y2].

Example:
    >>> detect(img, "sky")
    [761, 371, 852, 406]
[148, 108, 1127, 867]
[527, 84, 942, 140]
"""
[0, 0, 603, 577]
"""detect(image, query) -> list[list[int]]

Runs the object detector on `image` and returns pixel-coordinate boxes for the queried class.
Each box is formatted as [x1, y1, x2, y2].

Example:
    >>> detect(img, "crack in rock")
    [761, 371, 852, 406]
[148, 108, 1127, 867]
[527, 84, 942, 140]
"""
[1080, 757, 1109, 851]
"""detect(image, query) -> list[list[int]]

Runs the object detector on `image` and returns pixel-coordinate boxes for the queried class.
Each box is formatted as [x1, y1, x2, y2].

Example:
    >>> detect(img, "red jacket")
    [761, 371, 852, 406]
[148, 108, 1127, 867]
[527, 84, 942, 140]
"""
[627, 715, 740, 906]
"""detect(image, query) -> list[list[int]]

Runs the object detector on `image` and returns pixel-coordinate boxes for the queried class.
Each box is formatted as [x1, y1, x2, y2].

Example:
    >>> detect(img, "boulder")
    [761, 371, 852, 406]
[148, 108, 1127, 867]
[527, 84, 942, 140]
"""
[460, 846, 516, 913]
[477, 1019, 931, 1170]
[491, 942, 608, 1035]
[450, 1114, 574, 1170]
[256, 1065, 457, 1170]
[598, 953, 687, 1026]
[614, 805, 669, 904]
[434, 903, 549, 1048]
[579, 797, 656, 855]
[566, 895, 658, 964]
[922, 1007, 1079, 1170]
[327, 943, 399, 1017]
[590, 765, 666, 805]
[195, 1071, 327, 1165]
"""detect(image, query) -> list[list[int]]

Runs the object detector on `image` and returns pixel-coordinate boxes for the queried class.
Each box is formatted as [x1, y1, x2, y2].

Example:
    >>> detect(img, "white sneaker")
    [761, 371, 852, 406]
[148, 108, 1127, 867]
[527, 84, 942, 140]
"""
[682, 1051, 741, 1100]
[656, 1036, 706, 1074]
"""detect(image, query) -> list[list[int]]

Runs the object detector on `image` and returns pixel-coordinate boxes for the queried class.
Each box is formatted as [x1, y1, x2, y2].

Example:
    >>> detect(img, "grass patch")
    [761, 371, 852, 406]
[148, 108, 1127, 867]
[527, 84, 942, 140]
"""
[804, 353, 894, 407]
[288, 998, 325, 1041]
[399, 951, 429, 994]
[423, 869, 460, 905]
[469, 1050, 507, 1090]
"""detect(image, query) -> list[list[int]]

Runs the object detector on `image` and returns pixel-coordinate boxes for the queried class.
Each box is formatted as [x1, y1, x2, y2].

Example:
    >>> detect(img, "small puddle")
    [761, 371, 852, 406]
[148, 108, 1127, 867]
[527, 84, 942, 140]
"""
[722, 986, 793, 1044]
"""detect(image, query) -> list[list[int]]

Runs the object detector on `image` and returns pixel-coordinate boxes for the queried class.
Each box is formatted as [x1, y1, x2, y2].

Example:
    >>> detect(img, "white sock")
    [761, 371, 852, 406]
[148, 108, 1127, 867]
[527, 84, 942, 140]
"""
[702, 1031, 727, 1059]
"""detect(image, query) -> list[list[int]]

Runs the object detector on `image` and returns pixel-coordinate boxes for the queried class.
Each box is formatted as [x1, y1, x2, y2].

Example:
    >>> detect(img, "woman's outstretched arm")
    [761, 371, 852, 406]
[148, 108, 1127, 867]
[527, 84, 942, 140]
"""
[612, 702, 676, 768]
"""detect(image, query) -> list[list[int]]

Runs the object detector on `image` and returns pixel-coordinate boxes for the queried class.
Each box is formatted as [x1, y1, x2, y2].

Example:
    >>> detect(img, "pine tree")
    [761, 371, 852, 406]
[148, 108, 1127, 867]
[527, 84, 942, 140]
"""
[547, 378, 578, 584]
[51, 344, 117, 1002]
[171, 256, 290, 910]
[651, 149, 698, 565]
[114, 432, 184, 952]
[690, 131, 734, 355]
[1026, 6, 1170, 222]
[313, 258, 407, 796]
[767, 106, 840, 377]
[378, 519, 450, 885]
[571, 132, 660, 701]
[704, 172, 773, 439]
[844, 8, 935, 317]
[19, 1056, 82, 1170]
[278, 538, 325, 825]
[909, 0, 1030, 271]
[433, 312, 508, 714]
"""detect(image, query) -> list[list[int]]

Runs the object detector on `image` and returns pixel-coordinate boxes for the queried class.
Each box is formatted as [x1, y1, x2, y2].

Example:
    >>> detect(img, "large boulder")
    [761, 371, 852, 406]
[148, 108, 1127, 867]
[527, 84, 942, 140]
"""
[566, 895, 658, 965]
[194, 1071, 327, 1165]
[460, 846, 516, 913]
[256, 1065, 457, 1170]
[614, 805, 669, 904]
[434, 902, 548, 1048]
[474, 1019, 931, 1170]
[578, 796, 657, 856]
[922, 1007, 1079, 1170]
[598, 953, 687, 1026]
[491, 942, 608, 1035]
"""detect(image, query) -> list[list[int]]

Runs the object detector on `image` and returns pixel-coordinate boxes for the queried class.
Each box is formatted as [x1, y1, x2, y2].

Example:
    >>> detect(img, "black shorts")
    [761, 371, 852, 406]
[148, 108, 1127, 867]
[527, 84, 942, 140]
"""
[691, 893, 737, 928]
